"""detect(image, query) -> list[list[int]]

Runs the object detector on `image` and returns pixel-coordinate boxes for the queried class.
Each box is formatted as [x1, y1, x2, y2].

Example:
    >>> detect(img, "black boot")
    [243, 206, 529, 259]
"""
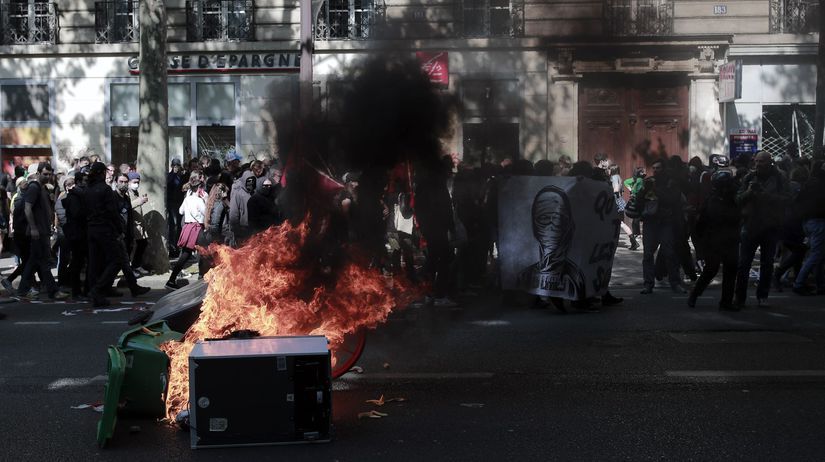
[601, 292, 624, 306]
[629, 234, 639, 251]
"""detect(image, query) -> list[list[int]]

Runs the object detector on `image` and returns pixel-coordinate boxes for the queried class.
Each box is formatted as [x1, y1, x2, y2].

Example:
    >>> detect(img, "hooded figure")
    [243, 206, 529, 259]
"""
[517, 185, 585, 300]
[247, 178, 281, 232]
[228, 170, 256, 245]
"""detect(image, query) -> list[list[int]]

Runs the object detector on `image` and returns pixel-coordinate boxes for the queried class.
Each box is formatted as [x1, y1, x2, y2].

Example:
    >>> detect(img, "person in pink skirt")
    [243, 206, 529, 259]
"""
[166, 171, 206, 290]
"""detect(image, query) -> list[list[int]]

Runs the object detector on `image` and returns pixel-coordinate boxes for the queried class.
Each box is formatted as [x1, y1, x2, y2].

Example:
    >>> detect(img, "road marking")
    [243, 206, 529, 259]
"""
[101, 321, 129, 324]
[14, 321, 61, 325]
[47, 375, 107, 390]
[470, 320, 511, 327]
[670, 332, 811, 343]
[343, 372, 494, 380]
[764, 312, 791, 318]
[666, 370, 825, 378]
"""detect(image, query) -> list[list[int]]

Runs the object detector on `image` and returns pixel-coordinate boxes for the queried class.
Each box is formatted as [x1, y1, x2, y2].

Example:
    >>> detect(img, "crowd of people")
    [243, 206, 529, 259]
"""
[0, 146, 823, 320]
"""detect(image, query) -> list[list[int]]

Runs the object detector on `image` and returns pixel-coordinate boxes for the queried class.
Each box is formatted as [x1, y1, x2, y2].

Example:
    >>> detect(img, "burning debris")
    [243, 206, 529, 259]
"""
[159, 219, 417, 421]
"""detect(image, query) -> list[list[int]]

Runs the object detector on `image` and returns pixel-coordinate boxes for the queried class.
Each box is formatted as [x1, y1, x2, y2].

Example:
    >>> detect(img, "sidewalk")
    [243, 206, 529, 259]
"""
[0, 254, 196, 294]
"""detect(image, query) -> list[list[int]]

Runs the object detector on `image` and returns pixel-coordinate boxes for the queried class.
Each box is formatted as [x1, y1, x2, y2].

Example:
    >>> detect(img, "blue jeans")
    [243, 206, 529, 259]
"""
[735, 227, 778, 303]
[794, 219, 825, 290]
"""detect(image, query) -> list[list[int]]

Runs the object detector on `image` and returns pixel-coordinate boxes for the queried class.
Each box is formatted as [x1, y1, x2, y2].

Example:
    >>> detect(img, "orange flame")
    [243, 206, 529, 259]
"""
[159, 218, 418, 420]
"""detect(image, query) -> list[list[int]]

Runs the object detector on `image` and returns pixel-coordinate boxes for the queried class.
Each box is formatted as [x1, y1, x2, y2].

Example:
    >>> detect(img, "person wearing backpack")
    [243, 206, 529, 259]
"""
[623, 167, 645, 250]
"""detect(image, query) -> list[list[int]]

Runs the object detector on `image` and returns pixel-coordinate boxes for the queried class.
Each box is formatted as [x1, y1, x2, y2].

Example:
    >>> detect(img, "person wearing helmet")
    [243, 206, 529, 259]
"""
[688, 170, 741, 310]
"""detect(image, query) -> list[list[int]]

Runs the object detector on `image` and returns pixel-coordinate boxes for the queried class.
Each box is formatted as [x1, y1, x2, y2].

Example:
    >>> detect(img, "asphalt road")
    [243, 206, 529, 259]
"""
[1, 278, 825, 461]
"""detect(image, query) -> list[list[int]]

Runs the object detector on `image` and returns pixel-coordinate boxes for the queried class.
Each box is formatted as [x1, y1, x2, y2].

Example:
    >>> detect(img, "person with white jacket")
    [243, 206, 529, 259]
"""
[166, 171, 206, 290]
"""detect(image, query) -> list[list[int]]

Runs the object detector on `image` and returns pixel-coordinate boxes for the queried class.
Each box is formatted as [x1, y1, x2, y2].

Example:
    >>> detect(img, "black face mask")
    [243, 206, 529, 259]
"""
[261, 185, 273, 196]
[244, 178, 256, 194]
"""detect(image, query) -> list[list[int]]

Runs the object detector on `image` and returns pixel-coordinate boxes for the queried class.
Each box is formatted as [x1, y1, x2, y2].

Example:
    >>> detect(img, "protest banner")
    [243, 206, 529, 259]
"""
[498, 176, 620, 300]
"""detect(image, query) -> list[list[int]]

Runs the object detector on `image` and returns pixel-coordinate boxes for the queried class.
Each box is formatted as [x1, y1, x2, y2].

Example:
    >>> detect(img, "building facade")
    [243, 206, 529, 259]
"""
[0, 0, 818, 175]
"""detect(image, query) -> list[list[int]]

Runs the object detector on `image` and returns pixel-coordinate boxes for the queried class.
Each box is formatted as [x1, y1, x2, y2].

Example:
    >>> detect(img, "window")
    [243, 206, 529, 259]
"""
[196, 83, 235, 120]
[762, 104, 816, 158]
[110, 83, 139, 123]
[315, 0, 375, 40]
[2, 84, 49, 122]
[0, 82, 52, 175]
[1, 0, 58, 44]
[95, 0, 139, 43]
[604, 0, 674, 36]
[187, 0, 254, 41]
[108, 80, 239, 161]
[461, 79, 521, 166]
[461, 0, 524, 38]
[770, 0, 819, 33]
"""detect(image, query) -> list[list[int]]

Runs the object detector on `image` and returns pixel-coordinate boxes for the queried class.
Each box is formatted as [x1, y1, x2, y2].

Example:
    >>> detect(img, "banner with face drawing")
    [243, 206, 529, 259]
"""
[498, 176, 620, 300]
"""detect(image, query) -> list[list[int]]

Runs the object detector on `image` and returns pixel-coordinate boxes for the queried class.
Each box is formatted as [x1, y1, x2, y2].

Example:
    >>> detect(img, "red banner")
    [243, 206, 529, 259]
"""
[416, 52, 449, 88]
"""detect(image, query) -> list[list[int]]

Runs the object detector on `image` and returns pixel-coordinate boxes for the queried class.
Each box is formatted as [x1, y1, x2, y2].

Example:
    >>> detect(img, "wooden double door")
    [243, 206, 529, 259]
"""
[578, 74, 689, 181]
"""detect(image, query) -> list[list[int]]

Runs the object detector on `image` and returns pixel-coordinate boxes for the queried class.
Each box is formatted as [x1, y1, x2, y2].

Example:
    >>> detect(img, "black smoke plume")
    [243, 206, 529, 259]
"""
[339, 53, 454, 250]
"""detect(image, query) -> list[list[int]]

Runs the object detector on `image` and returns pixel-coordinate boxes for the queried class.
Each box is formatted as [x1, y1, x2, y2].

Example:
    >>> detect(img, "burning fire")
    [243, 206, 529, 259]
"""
[159, 218, 417, 420]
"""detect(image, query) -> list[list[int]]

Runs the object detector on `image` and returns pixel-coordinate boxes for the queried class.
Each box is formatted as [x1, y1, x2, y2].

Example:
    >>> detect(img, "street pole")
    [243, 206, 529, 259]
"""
[299, 0, 313, 119]
[137, 0, 170, 273]
[813, 0, 825, 157]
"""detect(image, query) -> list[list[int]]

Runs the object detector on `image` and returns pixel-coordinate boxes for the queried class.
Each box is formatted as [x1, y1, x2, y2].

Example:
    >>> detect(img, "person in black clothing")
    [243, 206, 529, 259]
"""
[247, 178, 281, 233]
[2, 177, 31, 292]
[688, 170, 741, 311]
[415, 156, 457, 307]
[84, 163, 149, 307]
[62, 171, 89, 299]
[734, 151, 790, 307]
[17, 164, 68, 299]
[166, 158, 185, 257]
[638, 159, 687, 294]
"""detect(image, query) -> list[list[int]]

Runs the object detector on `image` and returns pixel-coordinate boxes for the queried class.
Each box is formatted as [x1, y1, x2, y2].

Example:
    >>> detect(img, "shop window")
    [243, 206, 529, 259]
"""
[110, 83, 139, 122]
[169, 126, 192, 163]
[169, 84, 191, 120]
[462, 79, 520, 119]
[197, 125, 235, 160]
[315, 0, 376, 40]
[1, 83, 51, 173]
[461, 0, 524, 37]
[762, 104, 816, 158]
[196, 82, 235, 120]
[463, 122, 519, 166]
[2, 84, 49, 122]
[111, 83, 191, 122]
[111, 126, 138, 166]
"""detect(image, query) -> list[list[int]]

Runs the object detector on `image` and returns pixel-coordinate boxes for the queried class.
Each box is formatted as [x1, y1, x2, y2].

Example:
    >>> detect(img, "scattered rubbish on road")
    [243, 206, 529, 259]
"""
[71, 402, 104, 413]
[358, 410, 389, 419]
[366, 395, 408, 406]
